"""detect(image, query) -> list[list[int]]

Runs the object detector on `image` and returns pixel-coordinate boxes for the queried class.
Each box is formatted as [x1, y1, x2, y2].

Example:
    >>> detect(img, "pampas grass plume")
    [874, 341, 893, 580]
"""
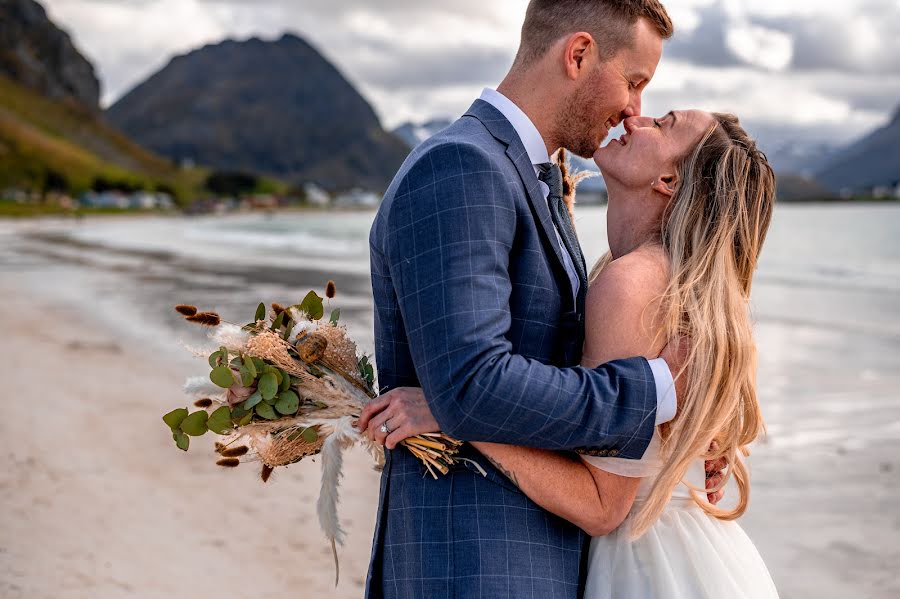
[175, 304, 198, 316]
[193, 398, 213, 408]
[210, 323, 251, 351]
[326, 280, 336, 299]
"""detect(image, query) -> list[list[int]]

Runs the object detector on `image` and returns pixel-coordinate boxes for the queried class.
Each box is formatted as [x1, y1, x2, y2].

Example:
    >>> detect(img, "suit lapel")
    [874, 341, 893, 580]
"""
[463, 100, 571, 291]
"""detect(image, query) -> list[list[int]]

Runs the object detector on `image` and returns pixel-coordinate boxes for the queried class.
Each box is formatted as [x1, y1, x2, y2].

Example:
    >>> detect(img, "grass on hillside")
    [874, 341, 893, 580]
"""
[0, 75, 289, 204]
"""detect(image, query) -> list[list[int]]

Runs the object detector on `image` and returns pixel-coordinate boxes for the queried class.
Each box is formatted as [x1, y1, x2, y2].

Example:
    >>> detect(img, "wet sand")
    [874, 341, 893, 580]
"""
[1, 211, 898, 598]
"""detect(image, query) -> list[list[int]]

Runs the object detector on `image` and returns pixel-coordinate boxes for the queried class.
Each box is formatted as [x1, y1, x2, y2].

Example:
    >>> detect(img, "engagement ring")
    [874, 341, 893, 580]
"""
[380, 422, 392, 434]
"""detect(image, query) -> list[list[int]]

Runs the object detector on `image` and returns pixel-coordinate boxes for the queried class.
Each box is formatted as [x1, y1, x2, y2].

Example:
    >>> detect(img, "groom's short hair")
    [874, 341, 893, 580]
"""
[515, 0, 674, 67]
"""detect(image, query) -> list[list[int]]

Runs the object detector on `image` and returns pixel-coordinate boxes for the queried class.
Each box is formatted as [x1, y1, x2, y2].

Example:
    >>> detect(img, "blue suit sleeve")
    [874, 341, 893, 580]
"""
[382, 142, 657, 457]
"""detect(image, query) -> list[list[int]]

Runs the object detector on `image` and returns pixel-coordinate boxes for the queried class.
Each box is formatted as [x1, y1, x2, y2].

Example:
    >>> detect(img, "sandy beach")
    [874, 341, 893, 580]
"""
[0, 216, 382, 598]
[1, 208, 898, 598]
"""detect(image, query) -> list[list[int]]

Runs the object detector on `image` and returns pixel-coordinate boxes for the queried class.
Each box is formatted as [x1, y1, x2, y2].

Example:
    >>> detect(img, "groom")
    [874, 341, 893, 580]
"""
[363, 1, 684, 597]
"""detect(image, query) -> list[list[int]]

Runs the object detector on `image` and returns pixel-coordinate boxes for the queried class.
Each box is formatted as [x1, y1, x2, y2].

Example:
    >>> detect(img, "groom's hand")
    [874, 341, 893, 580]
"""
[356, 387, 440, 449]
[705, 441, 727, 505]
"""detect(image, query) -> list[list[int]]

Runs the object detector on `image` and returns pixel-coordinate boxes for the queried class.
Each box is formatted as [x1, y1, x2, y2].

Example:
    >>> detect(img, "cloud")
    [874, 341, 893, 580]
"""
[666, 0, 900, 75]
[38, 0, 900, 143]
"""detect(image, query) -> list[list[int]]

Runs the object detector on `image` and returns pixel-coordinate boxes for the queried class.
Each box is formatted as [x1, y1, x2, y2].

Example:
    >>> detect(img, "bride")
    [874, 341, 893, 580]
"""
[362, 108, 779, 598]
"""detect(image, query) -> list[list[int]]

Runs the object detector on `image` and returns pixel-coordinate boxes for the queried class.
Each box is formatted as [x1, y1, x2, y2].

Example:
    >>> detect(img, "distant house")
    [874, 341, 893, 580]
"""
[303, 182, 330, 207]
[81, 191, 130, 208]
[333, 188, 379, 208]
[80, 190, 174, 210]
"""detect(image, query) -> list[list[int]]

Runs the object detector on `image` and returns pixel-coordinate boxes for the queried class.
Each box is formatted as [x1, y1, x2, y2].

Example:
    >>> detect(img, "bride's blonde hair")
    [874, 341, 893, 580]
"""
[585, 113, 776, 537]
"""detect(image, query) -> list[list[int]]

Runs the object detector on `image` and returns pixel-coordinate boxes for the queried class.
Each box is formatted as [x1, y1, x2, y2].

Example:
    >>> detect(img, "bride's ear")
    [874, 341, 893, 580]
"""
[651, 173, 678, 198]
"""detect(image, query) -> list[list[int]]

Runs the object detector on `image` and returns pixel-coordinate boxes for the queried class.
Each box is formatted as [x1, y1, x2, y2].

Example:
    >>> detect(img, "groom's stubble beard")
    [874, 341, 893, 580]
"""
[552, 68, 612, 159]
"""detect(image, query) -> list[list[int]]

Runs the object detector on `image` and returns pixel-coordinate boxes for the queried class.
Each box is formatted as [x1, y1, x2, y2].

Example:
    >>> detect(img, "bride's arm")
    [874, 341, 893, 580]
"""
[471, 250, 670, 535]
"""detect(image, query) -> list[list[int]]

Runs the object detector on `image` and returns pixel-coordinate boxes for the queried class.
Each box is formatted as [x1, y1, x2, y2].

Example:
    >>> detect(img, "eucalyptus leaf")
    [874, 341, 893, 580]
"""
[173, 430, 189, 451]
[238, 412, 253, 426]
[180, 410, 209, 436]
[252, 358, 265, 373]
[301, 427, 318, 443]
[230, 405, 249, 423]
[258, 373, 278, 400]
[210, 365, 235, 388]
[263, 394, 278, 406]
[207, 406, 234, 434]
[242, 391, 263, 410]
[275, 390, 300, 415]
[271, 368, 283, 386]
[329, 308, 341, 325]
[208, 350, 223, 368]
[298, 291, 324, 320]
[243, 355, 257, 379]
[255, 302, 266, 322]
[255, 402, 277, 420]
[163, 407, 189, 432]
[239, 366, 254, 387]
[278, 368, 291, 392]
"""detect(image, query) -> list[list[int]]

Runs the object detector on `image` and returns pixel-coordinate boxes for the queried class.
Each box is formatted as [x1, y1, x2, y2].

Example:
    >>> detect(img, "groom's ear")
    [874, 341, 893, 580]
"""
[651, 173, 678, 198]
[564, 32, 594, 79]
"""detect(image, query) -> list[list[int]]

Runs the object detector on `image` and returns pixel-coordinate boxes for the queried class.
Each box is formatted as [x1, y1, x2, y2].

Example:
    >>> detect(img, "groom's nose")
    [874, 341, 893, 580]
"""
[624, 91, 643, 118]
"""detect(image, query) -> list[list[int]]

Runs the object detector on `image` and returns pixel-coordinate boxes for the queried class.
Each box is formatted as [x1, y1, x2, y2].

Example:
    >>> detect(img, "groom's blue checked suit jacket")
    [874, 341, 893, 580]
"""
[367, 99, 658, 599]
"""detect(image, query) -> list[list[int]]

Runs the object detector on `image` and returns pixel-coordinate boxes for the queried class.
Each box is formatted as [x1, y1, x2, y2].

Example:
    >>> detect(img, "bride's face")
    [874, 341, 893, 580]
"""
[593, 109, 714, 190]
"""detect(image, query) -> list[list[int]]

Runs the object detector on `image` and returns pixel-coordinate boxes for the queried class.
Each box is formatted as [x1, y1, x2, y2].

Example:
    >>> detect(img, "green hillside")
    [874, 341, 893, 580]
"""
[0, 74, 208, 202]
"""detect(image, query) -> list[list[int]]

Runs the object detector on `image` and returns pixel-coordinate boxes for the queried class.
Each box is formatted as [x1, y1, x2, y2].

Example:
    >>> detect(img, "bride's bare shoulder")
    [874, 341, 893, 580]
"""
[583, 246, 670, 364]
[588, 245, 670, 303]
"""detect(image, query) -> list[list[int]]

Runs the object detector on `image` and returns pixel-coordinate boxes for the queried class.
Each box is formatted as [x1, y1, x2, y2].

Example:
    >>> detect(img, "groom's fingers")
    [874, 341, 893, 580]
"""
[384, 427, 409, 450]
[383, 414, 409, 449]
[707, 489, 725, 505]
[369, 410, 400, 445]
[705, 457, 727, 473]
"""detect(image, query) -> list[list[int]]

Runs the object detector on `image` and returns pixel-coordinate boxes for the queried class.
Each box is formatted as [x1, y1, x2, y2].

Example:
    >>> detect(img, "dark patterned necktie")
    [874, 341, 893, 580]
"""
[537, 162, 588, 287]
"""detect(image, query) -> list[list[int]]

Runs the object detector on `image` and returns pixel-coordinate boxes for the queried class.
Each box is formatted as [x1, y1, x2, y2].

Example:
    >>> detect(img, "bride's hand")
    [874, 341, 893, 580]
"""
[356, 387, 440, 449]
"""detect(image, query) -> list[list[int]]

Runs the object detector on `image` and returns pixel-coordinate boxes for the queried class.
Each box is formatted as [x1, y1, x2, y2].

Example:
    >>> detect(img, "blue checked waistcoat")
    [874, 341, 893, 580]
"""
[366, 100, 658, 599]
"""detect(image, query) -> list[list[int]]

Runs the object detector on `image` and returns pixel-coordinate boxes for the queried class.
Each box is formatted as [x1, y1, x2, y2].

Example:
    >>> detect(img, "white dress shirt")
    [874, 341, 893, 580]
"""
[478, 88, 677, 425]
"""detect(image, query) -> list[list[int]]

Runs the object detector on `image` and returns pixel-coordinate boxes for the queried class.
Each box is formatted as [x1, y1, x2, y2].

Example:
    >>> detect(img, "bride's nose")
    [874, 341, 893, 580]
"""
[623, 116, 653, 133]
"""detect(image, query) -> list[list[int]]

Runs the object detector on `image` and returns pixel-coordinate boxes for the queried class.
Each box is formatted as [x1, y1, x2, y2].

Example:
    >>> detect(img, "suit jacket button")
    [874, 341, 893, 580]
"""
[608, 450, 618, 457]
[597, 450, 607, 457]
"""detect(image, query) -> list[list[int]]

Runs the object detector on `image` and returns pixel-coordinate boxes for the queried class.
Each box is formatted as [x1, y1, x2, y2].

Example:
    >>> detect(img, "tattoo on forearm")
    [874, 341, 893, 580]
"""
[485, 455, 521, 489]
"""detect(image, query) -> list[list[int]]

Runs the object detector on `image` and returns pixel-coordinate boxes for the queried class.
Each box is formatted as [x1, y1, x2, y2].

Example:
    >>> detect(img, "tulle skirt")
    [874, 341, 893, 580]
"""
[585, 498, 780, 598]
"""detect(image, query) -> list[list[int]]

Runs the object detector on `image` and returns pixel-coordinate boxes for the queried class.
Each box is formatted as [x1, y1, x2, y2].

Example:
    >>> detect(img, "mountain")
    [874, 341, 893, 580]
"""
[0, 0, 100, 109]
[763, 140, 839, 178]
[816, 104, 900, 192]
[0, 0, 201, 199]
[106, 34, 409, 192]
[392, 118, 453, 149]
[774, 173, 836, 201]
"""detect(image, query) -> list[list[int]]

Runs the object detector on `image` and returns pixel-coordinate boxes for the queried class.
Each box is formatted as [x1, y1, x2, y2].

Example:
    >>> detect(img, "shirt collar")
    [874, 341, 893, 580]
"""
[479, 88, 550, 168]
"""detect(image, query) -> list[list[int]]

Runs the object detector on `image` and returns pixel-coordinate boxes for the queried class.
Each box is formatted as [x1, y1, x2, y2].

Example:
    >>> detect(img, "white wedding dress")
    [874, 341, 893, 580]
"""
[582, 430, 780, 598]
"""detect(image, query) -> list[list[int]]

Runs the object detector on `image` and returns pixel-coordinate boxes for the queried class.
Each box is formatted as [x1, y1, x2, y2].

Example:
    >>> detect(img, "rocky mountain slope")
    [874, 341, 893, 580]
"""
[107, 34, 409, 192]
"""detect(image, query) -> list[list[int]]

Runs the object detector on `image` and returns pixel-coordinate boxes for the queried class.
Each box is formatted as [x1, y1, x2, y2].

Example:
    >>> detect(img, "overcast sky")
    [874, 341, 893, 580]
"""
[41, 0, 900, 148]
